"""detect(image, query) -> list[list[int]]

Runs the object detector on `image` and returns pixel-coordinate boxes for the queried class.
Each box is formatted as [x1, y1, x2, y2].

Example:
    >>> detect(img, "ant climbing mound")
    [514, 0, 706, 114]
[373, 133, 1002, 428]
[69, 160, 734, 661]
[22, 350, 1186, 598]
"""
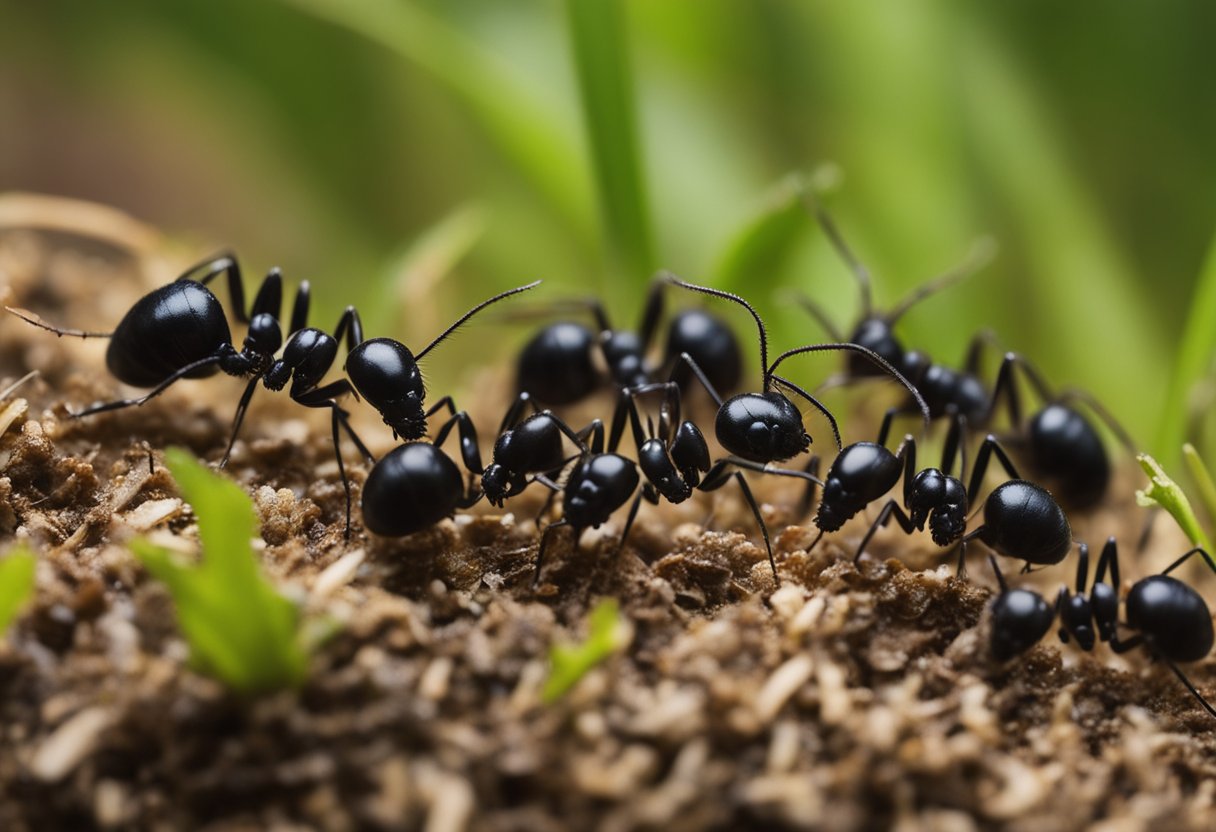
[987, 539, 1216, 720]
[8, 252, 375, 537]
[514, 277, 742, 406]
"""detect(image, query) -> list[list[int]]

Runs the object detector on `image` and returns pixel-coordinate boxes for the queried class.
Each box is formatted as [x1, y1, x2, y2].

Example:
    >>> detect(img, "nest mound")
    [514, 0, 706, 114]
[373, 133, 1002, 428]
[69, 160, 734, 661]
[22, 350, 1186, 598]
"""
[1, 228, 1215, 831]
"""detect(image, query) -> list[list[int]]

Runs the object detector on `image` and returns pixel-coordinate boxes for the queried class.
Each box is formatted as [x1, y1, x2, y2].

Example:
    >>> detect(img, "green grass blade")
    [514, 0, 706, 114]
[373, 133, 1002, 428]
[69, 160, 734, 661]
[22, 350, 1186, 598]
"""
[281, 0, 590, 232]
[1183, 443, 1216, 527]
[543, 598, 629, 703]
[565, 0, 653, 284]
[1157, 229, 1216, 465]
[0, 546, 37, 636]
[1136, 453, 1212, 552]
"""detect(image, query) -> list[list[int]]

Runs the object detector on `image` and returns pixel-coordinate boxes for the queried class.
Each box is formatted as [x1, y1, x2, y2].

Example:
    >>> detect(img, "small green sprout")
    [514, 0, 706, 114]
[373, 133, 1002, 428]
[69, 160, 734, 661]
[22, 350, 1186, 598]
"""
[0, 545, 37, 638]
[542, 598, 631, 704]
[1136, 452, 1212, 552]
[131, 448, 308, 694]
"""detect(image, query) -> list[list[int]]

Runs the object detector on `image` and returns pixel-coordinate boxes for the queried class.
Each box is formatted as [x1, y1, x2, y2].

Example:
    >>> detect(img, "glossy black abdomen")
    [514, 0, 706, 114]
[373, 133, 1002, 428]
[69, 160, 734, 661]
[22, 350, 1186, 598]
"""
[106, 282, 229, 387]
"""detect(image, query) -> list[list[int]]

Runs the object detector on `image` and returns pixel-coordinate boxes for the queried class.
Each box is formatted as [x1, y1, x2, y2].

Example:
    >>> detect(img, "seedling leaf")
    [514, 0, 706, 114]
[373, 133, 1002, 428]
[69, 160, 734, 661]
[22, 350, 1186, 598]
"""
[1136, 452, 1212, 552]
[543, 598, 630, 704]
[0, 545, 36, 637]
[132, 448, 308, 694]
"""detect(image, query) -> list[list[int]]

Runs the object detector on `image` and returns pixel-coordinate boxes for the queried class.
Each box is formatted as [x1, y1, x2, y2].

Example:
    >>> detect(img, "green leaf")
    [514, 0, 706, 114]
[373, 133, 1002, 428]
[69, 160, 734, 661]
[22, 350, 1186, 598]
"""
[1157, 228, 1216, 465]
[0, 546, 36, 637]
[1135, 452, 1212, 552]
[565, 0, 653, 285]
[712, 172, 811, 292]
[542, 598, 629, 704]
[133, 449, 308, 694]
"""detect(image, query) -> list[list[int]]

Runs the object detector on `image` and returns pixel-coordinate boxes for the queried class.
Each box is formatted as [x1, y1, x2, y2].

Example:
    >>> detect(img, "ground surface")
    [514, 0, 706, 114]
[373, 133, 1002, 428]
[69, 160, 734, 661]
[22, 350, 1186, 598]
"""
[2, 217, 1216, 831]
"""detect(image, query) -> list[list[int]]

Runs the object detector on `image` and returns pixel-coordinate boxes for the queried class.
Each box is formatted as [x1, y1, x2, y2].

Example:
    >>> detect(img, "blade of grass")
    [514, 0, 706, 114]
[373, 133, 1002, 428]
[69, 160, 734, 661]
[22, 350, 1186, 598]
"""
[564, 0, 653, 286]
[1136, 452, 1212, 552]
[0, 546, 37, 637]
[1157, 229, 1216, 465]
[1183, 443, 1216, 528]
[280, 0, 590, 236]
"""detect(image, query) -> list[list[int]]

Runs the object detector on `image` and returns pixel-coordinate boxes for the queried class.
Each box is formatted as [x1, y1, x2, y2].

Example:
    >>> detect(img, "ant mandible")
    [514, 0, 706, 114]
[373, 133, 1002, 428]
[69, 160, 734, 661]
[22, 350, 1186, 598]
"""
[8, 253, 375, 537]
[515, 277, 742, 406]
[987, 539, 1216, 720]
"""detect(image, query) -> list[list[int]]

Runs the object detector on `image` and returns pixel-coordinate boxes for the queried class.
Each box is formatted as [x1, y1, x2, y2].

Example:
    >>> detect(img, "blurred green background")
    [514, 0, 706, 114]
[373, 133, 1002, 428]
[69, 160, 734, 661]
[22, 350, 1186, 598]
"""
[3, 0, 1215, 457]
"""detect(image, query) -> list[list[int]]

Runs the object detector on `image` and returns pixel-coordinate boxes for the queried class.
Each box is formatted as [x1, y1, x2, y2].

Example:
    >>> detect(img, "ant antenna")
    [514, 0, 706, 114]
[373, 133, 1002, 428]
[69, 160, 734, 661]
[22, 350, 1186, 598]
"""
[0, 370, 39, 400]
[767, 342, 931, 425]
[802, 193, 874, 318]
[6, 307, 112, 339]
[662, 273, 768, 383]
[416, 281, 541, 361]
[886, 237, 997, 325]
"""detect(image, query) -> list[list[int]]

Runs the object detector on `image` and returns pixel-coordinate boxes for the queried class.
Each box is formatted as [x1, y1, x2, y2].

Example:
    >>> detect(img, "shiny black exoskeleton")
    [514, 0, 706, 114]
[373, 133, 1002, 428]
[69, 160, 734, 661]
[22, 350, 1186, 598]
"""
[361, 409, 484, 537]
[532, 422, 641, 586]
[960, 434, 1072, 571]
[802, 203, 1131, 508]
[481, 392, 604, 508]
[987, 539, 1216, 720]
[515, 278, 742, 406]
[9, 253, 375, 536]
[347, 282, 540, 440]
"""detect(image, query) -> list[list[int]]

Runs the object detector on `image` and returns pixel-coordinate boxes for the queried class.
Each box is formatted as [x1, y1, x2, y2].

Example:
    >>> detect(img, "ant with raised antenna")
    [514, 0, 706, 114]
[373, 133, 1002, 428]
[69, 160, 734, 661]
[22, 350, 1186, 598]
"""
[514, 277, 742, 407]
[8, 253, 375, 537]
[654, 273, 930, 579]
[799, 202, 1134, 509]
[987, 539, 1216, 721]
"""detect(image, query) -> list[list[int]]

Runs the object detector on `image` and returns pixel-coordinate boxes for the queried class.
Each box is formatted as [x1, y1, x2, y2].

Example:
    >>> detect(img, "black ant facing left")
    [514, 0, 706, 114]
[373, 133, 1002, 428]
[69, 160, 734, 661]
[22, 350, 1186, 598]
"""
[987, 539, 1216, 721]
[8, 253, 375, 537]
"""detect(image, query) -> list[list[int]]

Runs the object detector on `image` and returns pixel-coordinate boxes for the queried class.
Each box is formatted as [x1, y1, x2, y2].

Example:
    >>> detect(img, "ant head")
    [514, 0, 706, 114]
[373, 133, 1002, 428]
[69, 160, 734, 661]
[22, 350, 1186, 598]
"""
[244, 312, 282, 358]
[480, 463, 519, 507]
[847, 318, 905, 377]
[600, 329, 648, 388]
[908, 470, 967, 545]
[715, 392, 809, 464]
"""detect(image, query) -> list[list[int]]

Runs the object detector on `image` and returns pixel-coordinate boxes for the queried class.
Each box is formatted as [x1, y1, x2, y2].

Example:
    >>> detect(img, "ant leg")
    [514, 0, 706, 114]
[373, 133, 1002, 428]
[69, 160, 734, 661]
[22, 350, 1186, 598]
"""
[984, 353, 1025, 428]
[432, 410, 484, 475]
[576, 419, 605, 455]
[961, 328, 1001, 376]
[616, 486, 658, 555]
[987, 554, 1008, 591]
[219, 377, 261, 468]
[1164, 660, 1216, 720]
[289, 280, 311, 335]
[886, 239, 995, 324]
[875, 407, 901, 448]
[895, 434, 917, 507]
[1108, 632, 1145, 654]
[332, 305, 364, 353]
[183, 251, 247, 323]
[1160, 546, 1216, 578]
[853, 500, 917, 566]
[416, 281, 541, 362]
[717, 456, 825, 488]
[637, 278, 664, 353]
[249, 268, 283, 321]
[733, 471, 778, 581]
[73, 354, 224, 418]
[534, 519, 571, 587]
[796, 456, 822, 519]
[941, 413, 965, 479]
[425, 395, 458, 419]
[770, 374, 842, 450]
[966, 434, 1023, 505]
[608, 390, 634, 453]
[669, 352, 724, 408]
[497, 392, 538, 435]
[805, 198, 875, 317]
[695, 462, 780, 579]
[293, 381, 376, 539]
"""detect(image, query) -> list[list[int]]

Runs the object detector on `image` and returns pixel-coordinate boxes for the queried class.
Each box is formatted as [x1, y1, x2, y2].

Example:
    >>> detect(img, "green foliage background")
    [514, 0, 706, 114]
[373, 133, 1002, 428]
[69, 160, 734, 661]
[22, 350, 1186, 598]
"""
[4, 1, 1215, 454]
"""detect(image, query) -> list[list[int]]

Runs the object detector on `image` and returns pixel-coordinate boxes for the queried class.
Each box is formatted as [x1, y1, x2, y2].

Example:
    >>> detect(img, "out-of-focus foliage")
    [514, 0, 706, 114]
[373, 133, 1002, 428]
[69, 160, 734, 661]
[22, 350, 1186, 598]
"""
[0, 546, 37, 638]
[1137, 453, 1212, 553]
[3, 1, 1216, 450]
[543, 597, 631, 703]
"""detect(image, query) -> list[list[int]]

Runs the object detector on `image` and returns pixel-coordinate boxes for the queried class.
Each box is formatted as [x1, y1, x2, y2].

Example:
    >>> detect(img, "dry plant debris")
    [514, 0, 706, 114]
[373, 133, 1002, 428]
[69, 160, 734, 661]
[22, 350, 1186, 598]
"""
[1, 228, 1215, 831]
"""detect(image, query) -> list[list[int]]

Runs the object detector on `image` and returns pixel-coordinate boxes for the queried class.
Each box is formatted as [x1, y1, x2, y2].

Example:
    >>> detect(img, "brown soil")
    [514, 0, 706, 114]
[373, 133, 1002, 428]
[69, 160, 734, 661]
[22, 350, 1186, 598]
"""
[1, 212, 1215, 831]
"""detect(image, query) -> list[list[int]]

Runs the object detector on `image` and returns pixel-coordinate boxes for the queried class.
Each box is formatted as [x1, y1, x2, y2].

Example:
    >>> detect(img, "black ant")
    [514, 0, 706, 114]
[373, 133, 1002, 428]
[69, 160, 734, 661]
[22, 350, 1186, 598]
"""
[609, 381, 824, 580]
[361, 408, 485, 537]
[481, 392, 605, 508]
[345, 281, 541, 441]
[801, 203, 1133, 509]
[823, 417, 1070, 575]
[8, 253, 375, 536]
[515, 277, 742, 406]
[651, 274, 929, 578]
[987, 539, 1216, 720]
